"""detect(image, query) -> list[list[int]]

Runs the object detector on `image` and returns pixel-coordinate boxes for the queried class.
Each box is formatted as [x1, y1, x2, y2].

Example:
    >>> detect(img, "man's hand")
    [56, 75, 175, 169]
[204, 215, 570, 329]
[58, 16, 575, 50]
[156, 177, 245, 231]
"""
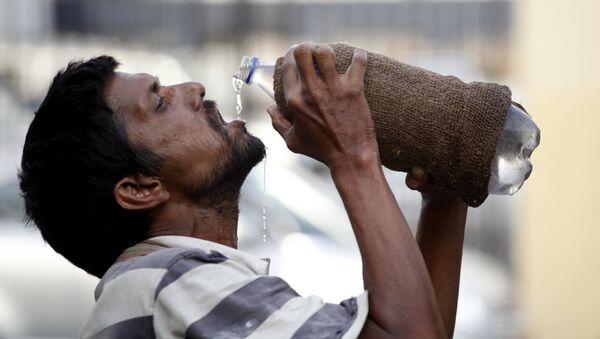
[267, 42, 378, 169]
[407, 167, 468, 338]
[267, 42, 447, 339]
[406, 167, 464, 204]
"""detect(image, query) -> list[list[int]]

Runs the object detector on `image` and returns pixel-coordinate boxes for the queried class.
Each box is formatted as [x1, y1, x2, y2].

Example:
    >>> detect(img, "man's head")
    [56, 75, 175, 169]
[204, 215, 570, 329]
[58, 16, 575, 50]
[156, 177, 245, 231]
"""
[19, 56, 265, 277]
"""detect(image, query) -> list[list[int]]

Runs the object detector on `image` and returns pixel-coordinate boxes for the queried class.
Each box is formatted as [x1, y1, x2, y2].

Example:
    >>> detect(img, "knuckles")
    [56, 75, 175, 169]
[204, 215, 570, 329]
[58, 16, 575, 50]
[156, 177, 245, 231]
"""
[285, 94, 304, 111]
[345, 84, 365, 98]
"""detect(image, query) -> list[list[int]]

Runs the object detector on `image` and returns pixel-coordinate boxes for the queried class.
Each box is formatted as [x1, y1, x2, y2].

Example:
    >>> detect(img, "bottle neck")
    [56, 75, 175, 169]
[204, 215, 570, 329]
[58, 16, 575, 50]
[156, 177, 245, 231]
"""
[235, 56, 259, 85]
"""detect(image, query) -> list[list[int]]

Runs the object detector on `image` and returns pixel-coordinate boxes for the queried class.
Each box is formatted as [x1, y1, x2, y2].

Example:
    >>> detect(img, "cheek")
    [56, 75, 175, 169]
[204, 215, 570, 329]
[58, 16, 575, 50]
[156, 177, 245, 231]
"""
[128, 110, 231, 186]
[139, 115, 222, 156]
[158, 124, 230, 183]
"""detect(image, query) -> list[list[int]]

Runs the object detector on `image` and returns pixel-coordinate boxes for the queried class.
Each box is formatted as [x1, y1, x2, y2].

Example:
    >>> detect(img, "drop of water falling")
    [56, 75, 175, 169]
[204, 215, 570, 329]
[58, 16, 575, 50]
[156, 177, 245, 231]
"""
[232, 75, 267, 243]
[262, 155, 267, 242]
[232, 77, 244, 119]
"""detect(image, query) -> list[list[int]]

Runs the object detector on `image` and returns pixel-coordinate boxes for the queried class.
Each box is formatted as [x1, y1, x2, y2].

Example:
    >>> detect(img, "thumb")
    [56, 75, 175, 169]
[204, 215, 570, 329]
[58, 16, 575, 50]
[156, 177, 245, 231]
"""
[405, 167, 429, 191]
[267, 104, 293, 138]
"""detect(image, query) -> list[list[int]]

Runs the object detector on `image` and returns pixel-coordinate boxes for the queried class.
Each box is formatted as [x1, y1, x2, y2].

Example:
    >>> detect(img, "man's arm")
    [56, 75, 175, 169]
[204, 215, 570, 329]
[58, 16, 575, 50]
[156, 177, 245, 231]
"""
[267, 42, 446, 339]
[406, 168, 468, 337]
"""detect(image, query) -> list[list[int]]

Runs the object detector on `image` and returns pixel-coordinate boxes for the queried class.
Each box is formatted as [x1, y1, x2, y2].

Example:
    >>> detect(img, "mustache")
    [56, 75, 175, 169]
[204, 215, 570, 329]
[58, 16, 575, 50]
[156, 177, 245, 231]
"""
[203, 99, 229, 141]
[203, 99, 218, 114]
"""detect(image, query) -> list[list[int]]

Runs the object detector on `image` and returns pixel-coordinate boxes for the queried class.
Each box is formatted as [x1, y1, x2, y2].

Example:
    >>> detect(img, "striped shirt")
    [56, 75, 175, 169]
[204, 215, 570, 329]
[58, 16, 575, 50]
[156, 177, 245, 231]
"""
[80, 236, 369, 338]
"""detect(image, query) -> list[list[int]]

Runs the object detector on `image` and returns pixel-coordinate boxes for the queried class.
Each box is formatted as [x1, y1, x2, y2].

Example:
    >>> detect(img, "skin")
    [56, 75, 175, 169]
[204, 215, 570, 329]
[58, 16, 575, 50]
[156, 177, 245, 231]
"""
[407, 168, 468, 337]
[104, 72, 251, 248]
[268, 42, 467, 338]
[104, 42, 468, 338]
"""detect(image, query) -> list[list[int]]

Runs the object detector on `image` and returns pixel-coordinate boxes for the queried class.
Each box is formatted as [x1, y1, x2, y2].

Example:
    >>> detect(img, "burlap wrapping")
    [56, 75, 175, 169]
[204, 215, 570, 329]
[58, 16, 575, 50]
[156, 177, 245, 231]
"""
[273, 43, 511, 207]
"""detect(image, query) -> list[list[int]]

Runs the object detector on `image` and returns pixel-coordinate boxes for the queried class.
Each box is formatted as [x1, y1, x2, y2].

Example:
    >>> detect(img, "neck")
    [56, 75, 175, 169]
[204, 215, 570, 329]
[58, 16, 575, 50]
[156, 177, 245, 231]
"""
[146, 193, 240, 248]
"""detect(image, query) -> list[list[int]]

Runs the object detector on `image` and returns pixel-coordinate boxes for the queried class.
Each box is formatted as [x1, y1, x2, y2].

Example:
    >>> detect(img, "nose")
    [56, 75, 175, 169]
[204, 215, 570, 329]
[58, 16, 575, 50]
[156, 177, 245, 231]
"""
[181, 82, 205, 111]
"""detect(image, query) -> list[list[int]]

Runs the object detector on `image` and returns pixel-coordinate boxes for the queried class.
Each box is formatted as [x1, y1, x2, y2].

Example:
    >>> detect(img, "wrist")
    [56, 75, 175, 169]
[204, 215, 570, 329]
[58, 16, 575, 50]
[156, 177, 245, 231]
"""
[328, 149, 381, 179]
[421, 194, 468, 211]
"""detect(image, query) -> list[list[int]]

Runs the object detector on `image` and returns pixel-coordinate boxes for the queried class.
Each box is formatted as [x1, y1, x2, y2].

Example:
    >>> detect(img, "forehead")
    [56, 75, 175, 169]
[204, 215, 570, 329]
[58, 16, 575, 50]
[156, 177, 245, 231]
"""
[104, 72, 156, 118]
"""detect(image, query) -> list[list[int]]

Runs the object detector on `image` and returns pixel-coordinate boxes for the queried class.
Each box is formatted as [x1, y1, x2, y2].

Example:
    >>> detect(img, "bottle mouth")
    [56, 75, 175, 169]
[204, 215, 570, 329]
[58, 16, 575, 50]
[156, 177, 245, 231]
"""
[234, 56, 258, 84]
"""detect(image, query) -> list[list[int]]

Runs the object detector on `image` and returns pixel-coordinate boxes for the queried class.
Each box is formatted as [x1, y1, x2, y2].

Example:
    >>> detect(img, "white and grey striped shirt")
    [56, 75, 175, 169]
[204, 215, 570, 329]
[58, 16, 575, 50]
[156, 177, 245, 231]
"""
[80, 236, 368, 338]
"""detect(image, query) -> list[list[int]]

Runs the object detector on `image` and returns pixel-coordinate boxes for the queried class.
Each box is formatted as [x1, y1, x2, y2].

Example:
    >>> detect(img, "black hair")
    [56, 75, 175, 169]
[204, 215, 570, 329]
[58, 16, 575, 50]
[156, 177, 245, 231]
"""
[19, 56, 163, 278]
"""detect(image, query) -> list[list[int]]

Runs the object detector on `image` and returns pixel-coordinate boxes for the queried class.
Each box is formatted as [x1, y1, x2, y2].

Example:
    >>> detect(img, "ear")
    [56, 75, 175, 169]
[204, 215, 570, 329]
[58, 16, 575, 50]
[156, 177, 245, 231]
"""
[114, 175, 170, 211]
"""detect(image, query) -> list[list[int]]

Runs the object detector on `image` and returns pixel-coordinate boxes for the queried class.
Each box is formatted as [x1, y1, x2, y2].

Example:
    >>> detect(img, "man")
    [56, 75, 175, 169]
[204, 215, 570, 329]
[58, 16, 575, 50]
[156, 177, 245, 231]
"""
[19, 42, 468, 338]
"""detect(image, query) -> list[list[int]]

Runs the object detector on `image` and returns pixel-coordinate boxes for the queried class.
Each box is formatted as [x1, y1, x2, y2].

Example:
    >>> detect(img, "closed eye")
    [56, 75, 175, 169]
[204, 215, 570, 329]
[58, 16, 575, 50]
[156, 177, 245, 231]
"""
[156, 96, 167, 112]
[150, 76, 166, 112]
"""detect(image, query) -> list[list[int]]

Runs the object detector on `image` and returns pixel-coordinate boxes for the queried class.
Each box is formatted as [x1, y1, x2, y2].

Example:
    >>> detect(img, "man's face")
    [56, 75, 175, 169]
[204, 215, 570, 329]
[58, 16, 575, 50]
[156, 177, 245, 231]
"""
[104, 72, 265, 201]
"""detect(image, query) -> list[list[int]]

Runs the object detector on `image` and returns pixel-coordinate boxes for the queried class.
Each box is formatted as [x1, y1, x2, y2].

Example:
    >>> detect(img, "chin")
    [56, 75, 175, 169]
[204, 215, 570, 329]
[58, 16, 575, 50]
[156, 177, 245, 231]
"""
[233, 132, 266, 170]
[187, 133, 265, 203]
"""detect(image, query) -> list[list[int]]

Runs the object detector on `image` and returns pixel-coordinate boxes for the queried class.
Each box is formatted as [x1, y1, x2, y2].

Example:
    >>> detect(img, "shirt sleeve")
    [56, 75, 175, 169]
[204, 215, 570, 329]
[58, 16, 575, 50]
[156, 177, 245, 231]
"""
[152, 252, 369, 339]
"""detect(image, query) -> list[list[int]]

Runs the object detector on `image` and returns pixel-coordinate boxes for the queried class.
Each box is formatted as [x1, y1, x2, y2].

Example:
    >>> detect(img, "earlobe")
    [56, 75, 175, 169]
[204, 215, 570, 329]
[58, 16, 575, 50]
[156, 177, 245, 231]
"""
[114, 175, 169, 211]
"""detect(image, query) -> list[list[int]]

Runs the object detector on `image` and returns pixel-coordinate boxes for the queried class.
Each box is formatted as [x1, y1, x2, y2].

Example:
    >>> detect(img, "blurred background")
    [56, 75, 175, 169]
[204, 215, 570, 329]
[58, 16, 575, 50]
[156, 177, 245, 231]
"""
[0, 0, 598, 338]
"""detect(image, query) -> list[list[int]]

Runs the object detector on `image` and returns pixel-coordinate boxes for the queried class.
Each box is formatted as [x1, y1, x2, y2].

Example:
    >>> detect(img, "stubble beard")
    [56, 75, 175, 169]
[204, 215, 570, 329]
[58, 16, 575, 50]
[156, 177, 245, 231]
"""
[186, 101, 266, 211]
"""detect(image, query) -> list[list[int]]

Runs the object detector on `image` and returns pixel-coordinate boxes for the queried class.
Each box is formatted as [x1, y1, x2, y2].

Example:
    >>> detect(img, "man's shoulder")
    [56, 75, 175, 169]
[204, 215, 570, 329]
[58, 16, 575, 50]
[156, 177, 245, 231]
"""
[82, 244, 370, 339]
[113, 246, 229, 275]
[95, 246, 229, 299]
[81, 246, 239, 338]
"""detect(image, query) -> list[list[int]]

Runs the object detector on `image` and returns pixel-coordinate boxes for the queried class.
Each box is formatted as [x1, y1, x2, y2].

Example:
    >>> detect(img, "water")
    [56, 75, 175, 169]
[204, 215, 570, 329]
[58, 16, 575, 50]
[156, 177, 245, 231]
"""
[235, 56, 276, 101]
[262, 155, 267, 242]
[232, 77, 244, 118]
[488, 104, 541, 195]
[232, 75, 268, 242]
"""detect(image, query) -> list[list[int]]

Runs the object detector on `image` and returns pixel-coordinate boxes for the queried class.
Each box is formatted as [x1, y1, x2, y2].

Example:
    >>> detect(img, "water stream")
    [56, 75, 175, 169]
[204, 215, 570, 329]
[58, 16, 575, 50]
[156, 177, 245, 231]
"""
[232, 76, 268, 242]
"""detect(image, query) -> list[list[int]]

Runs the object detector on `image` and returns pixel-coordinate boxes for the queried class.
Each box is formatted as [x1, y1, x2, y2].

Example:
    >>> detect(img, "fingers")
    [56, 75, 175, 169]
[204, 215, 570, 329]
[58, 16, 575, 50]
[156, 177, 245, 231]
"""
[314, 44, 337, 84]
[406, 167, 429, 191]
[267, 104, 293, 138]
[293, 42, 320, 88]
[346, 48, 368, 85]
[282, 47, 300, 94]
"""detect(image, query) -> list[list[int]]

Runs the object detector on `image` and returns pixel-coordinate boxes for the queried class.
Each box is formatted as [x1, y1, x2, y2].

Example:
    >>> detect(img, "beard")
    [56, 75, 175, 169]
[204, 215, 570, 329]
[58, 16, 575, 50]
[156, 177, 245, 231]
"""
[186, 100, 266, 208]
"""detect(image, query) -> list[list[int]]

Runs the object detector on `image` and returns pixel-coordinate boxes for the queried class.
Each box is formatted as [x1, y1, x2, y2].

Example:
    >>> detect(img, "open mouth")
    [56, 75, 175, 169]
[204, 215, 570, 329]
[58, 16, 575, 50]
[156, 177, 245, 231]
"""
[203, 100, 247, 135]
[204, 100, 226, 126]
[217, 108, 245, 130]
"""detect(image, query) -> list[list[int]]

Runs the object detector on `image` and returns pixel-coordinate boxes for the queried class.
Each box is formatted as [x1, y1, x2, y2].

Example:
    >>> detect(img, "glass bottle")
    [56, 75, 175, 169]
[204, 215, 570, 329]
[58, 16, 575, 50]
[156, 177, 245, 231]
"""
[233, 56, 541, 196]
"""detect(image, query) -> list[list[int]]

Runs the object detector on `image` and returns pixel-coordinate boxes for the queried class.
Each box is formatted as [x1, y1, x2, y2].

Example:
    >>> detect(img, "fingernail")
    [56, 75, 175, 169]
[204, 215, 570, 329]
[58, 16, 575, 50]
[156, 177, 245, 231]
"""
[355, 48, 366, 56]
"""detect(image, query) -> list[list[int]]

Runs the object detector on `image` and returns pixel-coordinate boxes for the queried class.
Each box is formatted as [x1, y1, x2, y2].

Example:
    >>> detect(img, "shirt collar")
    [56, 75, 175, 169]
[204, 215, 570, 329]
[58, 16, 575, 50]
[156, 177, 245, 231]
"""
[137, 235, 270, 275]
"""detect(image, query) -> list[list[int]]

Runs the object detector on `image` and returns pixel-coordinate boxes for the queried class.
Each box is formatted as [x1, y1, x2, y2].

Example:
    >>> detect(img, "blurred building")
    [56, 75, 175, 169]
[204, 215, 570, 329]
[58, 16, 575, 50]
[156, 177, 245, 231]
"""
[515, 0, 600, 338]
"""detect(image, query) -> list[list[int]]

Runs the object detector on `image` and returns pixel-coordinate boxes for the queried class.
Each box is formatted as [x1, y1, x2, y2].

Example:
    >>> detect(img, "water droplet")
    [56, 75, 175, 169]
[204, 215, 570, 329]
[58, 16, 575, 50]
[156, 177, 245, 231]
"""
[262, 155, 267, 242]
[232, 77, 244, 119]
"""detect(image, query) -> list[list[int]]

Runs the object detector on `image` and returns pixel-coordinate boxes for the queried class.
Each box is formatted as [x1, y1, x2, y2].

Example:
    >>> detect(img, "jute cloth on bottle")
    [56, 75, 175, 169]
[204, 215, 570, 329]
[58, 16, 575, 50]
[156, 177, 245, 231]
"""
[273, 43, 512, 207]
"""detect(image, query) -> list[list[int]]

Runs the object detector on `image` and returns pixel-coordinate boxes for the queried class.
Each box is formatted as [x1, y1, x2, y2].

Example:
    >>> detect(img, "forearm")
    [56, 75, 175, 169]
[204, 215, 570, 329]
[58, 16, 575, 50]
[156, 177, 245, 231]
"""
[330, 155, 446, 338]
[269, 42, 446, 338]
[416, 197, 467, 338]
